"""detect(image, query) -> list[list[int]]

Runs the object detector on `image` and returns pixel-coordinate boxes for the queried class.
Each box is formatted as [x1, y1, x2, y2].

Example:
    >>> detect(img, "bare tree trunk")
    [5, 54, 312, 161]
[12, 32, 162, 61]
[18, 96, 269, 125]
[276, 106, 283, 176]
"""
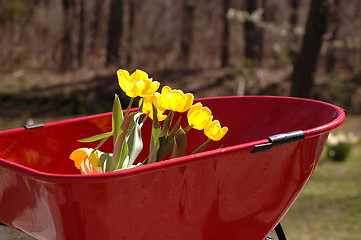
[106, 0, 123, 66]
[290, 0, 331, 98]
[126, 0, 135, 66]
[60, 0, 76, 72]
[221, 0, 230, 68]
[289, 0, 299, 28]
[325, 0, 341, 72]
[77, 0, 85, 67]
[90, 0, 103, 54]
[244, 0, 265, 67]
[180, 0, 196, 68]
[288, 0, 299, 57]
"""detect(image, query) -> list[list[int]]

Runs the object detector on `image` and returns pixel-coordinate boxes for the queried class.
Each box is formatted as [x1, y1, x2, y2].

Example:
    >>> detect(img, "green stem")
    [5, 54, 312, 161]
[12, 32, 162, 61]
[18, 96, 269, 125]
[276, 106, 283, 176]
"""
[169, 111, 175, 125]
[192, 138, 211, 155]
[125, 98, 135, 117]
[184, 125, 192, 133]
[142, 157, 149, 165]
[142, 114, 149, 124]
[93, 135, 111, 152]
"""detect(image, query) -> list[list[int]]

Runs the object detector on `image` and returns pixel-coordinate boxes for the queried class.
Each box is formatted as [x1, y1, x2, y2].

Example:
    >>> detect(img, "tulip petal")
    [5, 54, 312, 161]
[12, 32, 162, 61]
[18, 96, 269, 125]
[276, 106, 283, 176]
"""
[70, 148, 92, 169]
[169, 91, 186, 112]
[160, 86, 172, 109]
[140, 79, 160, 96]
[88, 151, 99, 167]
[188, 103, 202, 118]
[180, 93, 194, 112]
[117, 69, 130, 93]
[204, 120, 228, 141]
[132, 69, 148, 81]
[117, 69, 157, 98]
[188, 103, 213, 130]
[126, 81, 141, 98]
[80, 157, 97, 175]
[160, 86, 194, 112]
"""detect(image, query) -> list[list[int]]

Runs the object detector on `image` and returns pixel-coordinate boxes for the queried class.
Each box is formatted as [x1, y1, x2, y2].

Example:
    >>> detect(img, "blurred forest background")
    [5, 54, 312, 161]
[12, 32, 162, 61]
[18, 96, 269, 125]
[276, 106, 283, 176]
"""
[1, 1, 361, 240]
[1, 0, 361, 122]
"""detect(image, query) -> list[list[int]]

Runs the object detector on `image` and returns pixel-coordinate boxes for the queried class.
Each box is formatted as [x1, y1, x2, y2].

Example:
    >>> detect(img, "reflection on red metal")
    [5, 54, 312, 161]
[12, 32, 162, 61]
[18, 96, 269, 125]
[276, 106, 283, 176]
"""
[0, 96, 346, 240]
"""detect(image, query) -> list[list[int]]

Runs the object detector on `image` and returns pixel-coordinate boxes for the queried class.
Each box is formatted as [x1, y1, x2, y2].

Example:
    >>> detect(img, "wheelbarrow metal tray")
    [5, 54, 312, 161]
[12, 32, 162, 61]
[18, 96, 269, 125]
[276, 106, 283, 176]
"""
[0, 96, 346, 240]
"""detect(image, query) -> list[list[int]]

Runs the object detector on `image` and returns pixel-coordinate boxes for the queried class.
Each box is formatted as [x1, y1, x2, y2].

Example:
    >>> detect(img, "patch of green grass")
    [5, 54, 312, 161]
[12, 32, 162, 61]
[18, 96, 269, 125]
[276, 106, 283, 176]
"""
[281, 143, 361, 240]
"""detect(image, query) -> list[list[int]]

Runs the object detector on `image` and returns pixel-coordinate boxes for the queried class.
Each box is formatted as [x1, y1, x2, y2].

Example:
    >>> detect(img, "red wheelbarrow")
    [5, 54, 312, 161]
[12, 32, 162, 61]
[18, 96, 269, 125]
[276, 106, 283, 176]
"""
[0, 96, 346, 240]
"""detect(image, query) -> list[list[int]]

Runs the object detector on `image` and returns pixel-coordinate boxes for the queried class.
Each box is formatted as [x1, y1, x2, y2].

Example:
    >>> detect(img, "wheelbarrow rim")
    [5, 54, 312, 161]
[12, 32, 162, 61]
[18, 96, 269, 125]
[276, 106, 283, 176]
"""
[0, 96, 346, 183]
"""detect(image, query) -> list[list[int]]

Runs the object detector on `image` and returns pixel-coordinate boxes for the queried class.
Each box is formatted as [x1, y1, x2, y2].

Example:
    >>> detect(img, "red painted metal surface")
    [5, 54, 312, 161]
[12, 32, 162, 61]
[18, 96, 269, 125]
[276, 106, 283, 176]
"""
[0, 96, 345, 240]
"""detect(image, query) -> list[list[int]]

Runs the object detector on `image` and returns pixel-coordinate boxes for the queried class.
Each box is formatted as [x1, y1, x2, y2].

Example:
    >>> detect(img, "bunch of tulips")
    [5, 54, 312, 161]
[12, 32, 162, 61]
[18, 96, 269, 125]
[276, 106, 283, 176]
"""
[70, 69, 228, 174]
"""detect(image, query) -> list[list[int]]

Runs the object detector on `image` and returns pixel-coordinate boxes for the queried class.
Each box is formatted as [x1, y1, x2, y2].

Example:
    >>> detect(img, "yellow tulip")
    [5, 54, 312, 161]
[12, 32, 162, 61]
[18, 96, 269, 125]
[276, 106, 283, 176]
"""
[204, 120, 228, 141]
[187, 103, 213, 130]
[69, 148, 99, 169]
[139, 93, 167, 121]
[159, 86, 194, 112]
[117, 69, 160, 98]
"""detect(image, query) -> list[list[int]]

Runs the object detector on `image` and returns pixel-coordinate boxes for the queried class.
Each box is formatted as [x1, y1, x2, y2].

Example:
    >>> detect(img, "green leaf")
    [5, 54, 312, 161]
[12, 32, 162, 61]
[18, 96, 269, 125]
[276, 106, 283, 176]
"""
[121, 156, 130, 169]
[111, 113, 134, 171]
[127, 113, 143, 165]
[116, 140, 129, 169]
[78, 131, 112, 143]
[151, 114, 182, 162]
[126, 112, 140, 136]
[112, 94, 123, 145]
[168, 110, 175, 125]
[155, 116, 182, 161]
[168, 116, 182, 140]
[171, 127, 187, 159]
[151, 105, 161, 145]
[99, 153, 112, 172]
[147, 139, 160, 164]
[159, 116, 170, 138]
[156, 135, 174, 162]
[148, 105, 161, 160]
